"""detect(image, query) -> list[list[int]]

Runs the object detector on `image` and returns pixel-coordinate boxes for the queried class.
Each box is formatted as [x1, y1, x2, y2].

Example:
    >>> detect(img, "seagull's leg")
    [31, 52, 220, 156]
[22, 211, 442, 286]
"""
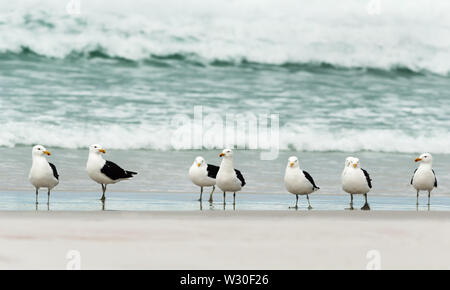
[416, 190, 419, 206]
[100, 184, 106, 202]
[289, 195, 299, 209]
[198, 187, 203, 202]
[307, 194, 312, 210]
[47, 189, 50, 205]
[428, 190, 431, 207]
[346, 194, 354, 210]
[233, 192, 236, 205]
[361, 193, 370, 210]
[35, 188, 39, 205]
[208, 186, 215, 203]
[223, 192, 226, 205]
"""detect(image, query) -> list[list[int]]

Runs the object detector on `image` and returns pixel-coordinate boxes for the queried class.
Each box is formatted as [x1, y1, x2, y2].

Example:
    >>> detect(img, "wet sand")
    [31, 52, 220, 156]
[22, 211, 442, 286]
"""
[0, 210, 449, 269]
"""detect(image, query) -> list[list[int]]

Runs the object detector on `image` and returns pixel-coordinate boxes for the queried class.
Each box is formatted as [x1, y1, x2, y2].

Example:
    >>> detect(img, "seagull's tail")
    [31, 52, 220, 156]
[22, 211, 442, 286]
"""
[313, 186, 320, 191]
[125, 171, 138, 178]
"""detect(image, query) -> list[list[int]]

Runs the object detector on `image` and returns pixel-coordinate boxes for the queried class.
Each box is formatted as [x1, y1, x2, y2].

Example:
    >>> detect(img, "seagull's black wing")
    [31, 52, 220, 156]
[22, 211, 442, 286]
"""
[206, 164, 219, 179]
[48, 163, 59, 180]
[303, 170, 319, 190]
[234, 169, 246, 187]
[361, 169, 372, 188]
[411, 168, 418, 185]
[101, 160, 137, 180]
[432, 169, 437, 188]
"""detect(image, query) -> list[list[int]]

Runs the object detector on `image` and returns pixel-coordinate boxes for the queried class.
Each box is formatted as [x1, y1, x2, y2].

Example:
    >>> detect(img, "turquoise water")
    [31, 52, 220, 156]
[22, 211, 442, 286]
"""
[0, 1, 449, 208]
[0, 0, 450, 152]
[1, 191, 449, 211]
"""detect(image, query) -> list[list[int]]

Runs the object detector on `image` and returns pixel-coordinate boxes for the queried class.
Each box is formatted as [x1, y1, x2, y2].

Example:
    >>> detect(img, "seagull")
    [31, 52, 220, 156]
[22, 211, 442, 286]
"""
[342, 156, 355, 179]
[341, 157, 372, 210]
[411, 153, 437, 206]
[189, 156, 218, 202]
[86, 144, 137, 202]
[29, 145, 59, 205]
[284, 156, 319, 209]
[216, 149, 246, 205]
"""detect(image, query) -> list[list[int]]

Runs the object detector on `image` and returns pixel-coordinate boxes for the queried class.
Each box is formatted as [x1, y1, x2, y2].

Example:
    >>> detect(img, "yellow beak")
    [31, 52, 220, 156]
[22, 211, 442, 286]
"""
[99, 149, 106, 154]
[197, 163, 201, 167]
[353, 163, 357, 168]
[415, 158, 422, 162]
[43, 151, 51, 156]
[219, 153, 225, 157]
[290, 162, 294, 167]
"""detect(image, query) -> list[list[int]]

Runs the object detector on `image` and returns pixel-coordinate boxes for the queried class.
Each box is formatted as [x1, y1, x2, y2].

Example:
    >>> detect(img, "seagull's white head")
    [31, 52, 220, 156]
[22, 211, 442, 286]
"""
[219, 148, 233, 158]
[415, 153, 432, 164]
[345, 156, 355, 168]
[193, 156, 206, 168]
[89, 144, 106, 155]
[350, 157, 360, 169]
[32, 145, 51, 157]
[287, 156, 299, 168]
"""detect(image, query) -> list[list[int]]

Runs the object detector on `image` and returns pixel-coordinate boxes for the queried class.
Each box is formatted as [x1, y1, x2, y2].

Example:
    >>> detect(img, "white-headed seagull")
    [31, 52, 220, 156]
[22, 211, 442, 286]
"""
[29, 145, 59, 205]
[189, 156, 218, 202]
[216, 148, 246, 205]
[284, 156, 319, 210]
[411, 153, 437, 207]
[341, 157, 372, 210]
[87, 144, 137, 202]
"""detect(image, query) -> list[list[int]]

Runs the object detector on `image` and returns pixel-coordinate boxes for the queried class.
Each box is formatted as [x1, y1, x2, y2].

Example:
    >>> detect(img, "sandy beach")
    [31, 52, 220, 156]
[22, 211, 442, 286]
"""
[0, 210, 449, 270]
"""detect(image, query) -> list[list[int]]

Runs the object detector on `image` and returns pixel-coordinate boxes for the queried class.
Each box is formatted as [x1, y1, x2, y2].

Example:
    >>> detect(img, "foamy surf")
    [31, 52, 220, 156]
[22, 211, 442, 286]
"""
[0, 0, 449, 75]
[1, 122, 449, 154]
[1, 0, 449, 155]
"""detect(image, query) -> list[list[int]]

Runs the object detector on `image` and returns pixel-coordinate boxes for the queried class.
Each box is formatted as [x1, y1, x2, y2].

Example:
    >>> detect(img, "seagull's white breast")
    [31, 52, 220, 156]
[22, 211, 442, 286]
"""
[342, 168, 370, 195]
[87, 155, 115, 184]
[216, 159, 242, 192]
[189, 165, 216, 187]
[412, 166, 435, 191]
[29, 158, 58, 189]
[284, 168, 315, 195]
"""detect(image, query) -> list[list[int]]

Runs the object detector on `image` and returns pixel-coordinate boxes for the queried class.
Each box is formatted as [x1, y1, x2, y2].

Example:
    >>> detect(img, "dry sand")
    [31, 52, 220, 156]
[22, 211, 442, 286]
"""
[0, 210, 449, 270]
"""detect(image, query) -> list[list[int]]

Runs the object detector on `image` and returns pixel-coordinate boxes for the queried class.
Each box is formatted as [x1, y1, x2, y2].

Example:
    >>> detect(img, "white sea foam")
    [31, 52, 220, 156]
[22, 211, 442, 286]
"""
[1, 121, 449, 154]
[1, 0, 449, 153]
[0, 0, 450, 74]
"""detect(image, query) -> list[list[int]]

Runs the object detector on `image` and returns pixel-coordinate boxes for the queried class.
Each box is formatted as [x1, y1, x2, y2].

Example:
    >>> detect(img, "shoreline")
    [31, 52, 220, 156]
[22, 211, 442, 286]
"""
[0, 191, 449, 212]
[0, 191, 448, 211]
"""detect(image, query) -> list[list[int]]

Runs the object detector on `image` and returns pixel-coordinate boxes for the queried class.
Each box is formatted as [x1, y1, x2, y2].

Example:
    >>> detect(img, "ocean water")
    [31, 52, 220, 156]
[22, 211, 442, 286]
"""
[0, 1, 449, 209]
[1, 191, 450, 211]
[1, 0, 450, 152]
